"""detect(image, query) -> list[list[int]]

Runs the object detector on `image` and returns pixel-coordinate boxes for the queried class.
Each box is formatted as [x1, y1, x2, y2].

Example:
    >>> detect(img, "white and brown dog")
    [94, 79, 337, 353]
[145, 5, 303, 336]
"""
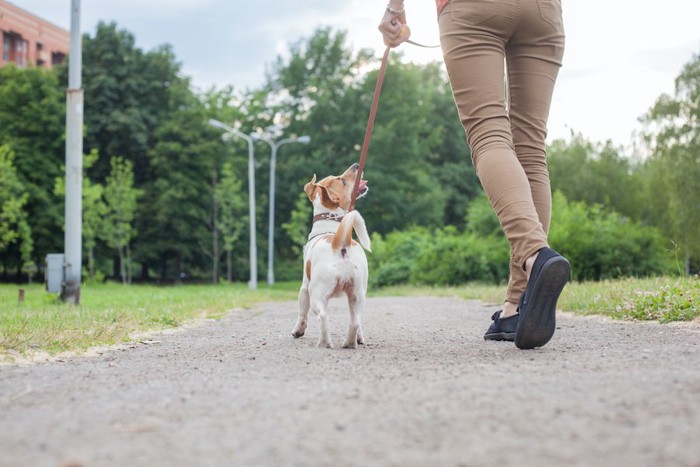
[292, 163, 371, 349]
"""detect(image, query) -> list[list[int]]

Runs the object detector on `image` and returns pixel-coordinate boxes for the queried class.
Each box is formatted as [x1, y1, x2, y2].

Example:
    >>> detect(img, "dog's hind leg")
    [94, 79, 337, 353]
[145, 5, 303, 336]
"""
[312, 298, 333, 349]
[343, 294, 364, 349]
[292, 287, 310, 338]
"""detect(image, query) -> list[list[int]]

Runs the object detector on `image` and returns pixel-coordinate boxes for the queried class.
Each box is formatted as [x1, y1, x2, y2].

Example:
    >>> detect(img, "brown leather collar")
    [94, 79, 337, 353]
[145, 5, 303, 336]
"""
[313, 212, 343, 223]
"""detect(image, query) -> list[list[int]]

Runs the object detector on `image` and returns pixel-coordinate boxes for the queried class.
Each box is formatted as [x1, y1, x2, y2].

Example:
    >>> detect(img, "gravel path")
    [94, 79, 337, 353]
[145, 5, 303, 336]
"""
[1, 296, 699, 467]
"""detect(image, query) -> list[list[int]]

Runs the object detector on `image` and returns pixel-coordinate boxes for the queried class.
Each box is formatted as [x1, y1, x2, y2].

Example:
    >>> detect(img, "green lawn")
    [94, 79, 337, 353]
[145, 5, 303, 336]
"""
[1, 276, 698, 358]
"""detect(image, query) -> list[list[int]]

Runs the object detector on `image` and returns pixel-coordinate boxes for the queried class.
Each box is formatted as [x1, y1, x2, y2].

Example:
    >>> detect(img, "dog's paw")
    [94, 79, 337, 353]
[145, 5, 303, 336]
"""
[357, 335, 365, 345]
[292, 320, 307, 338]
[342, 340, 358, 349]
[317, 339, 333, 349]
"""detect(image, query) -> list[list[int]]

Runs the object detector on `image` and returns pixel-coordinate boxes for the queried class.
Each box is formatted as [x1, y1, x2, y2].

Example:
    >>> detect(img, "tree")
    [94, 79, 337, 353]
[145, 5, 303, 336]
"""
[0, 145, 33, 270]
[102, 157, 141, 284]
[0, 65, 64, 273]
[265, 29, 479, 243]
[643, 49, 700, 274]
[548, 133, 642, 221]
[282, 191, 312, 259]
[216, 161, 246, 282]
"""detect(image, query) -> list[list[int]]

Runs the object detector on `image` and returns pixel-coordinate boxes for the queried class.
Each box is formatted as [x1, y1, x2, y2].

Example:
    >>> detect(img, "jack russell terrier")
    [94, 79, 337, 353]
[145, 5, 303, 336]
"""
[292, 163, 371, 349]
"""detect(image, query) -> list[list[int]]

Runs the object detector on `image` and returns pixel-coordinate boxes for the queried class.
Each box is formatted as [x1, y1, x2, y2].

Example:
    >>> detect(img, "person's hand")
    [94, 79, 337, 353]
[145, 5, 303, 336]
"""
[378, 3, 411, 48]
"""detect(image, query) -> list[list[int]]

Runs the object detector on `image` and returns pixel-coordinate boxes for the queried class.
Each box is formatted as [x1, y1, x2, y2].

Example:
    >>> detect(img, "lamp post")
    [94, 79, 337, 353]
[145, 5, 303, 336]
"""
[62, 0, 83, 304]
[253, 133, 310, 285]
[208, 119, 257, 290]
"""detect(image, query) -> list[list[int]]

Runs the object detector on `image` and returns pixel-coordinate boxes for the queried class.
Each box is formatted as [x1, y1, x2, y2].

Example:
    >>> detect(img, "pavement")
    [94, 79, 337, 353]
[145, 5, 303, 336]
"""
[1, 296, 699, 467]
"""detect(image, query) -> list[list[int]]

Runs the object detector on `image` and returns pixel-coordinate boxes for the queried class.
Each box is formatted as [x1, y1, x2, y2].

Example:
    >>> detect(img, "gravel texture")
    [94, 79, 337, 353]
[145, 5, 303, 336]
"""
[1, 296, 699, 467]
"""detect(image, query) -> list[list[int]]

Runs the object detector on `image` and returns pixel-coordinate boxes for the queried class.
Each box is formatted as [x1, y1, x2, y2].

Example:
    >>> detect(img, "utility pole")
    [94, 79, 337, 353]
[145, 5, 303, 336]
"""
[252, 133, 310, 285]
[208, 119, 257, 289]
[62, 0, 83, 304]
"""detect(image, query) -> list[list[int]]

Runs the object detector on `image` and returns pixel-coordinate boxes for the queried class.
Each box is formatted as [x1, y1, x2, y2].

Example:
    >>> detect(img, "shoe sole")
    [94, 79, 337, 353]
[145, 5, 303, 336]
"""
[514, 256, 570, 350]
[484, 332, 515, 341]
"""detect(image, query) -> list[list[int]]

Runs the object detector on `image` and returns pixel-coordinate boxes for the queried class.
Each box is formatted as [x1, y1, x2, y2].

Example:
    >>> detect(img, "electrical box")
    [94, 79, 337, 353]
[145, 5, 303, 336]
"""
[45, 253, 65, 293]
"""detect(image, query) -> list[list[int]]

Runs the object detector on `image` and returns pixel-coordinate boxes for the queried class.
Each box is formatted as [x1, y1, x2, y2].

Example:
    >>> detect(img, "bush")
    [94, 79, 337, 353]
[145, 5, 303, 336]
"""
[367, 192, 673, 288]
[549, 192, 673, 281]
[369, 228, 432, 288]
[368, 226, 509, 288]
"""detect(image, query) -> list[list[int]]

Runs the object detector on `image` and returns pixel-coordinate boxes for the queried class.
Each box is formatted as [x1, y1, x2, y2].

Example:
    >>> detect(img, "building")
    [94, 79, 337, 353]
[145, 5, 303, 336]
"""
[0, 1, 69, 69]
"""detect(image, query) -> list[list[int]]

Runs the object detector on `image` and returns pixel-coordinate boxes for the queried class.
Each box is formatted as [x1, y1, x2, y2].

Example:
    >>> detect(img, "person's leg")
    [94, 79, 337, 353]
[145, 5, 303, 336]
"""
[439, 0, 548, 284]
[503, 0, 566, 307]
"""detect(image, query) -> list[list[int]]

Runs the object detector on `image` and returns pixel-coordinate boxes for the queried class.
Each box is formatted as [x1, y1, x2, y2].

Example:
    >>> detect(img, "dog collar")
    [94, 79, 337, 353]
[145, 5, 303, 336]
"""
[313, 212, 344, 223]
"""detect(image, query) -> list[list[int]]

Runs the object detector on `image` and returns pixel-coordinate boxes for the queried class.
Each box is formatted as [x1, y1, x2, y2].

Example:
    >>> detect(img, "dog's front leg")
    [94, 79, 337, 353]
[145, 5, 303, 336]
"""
[292, 287, 310, 338]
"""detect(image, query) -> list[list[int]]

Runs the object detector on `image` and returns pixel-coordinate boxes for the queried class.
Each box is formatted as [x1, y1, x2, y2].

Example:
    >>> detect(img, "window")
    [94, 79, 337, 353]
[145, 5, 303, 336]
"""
[51, 51, 65, 65]
[2, 33, 10, 61]
[37, 42, 44, 66]
[16, 38, 27, 67]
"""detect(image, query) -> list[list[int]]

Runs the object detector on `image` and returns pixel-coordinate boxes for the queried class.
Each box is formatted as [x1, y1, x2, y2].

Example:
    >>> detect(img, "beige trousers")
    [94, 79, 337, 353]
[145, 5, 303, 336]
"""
[439, 0, 565, 304]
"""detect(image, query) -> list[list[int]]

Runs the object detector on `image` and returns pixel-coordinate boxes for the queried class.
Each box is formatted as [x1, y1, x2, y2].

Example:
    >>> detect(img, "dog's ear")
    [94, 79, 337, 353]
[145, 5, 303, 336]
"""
[317, 185, 340, 209]
[304, 174, 317, 201]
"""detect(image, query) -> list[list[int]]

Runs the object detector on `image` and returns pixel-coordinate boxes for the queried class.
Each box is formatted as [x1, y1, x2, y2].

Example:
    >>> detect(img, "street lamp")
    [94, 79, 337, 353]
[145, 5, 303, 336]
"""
[208, 119, 258, 290]
[253, 133, 311, 285]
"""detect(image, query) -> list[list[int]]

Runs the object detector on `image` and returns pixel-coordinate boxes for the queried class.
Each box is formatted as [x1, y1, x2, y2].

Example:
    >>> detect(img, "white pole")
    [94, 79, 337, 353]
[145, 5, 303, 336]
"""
[63, 0, 83, 304]
[247, 138, 257, 290]
[208, 119, 257, 289]
[263, 135, 309, 285]
[267, 143, 277, 285]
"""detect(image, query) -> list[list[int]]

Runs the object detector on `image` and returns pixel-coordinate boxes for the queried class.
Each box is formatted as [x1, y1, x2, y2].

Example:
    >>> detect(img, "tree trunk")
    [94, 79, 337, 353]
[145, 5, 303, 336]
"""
[126, 243, 132, 285]
[227, 249, 232, 282]
[88, 246, 95, 279]
[212, 170, 219, 284]
[118, 246, 126, 285]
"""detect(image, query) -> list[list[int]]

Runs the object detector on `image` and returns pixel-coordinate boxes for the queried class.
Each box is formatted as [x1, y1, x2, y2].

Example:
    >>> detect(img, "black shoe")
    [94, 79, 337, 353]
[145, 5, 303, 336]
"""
[484, 310, 519, 341]
[514, 247, 570, 350]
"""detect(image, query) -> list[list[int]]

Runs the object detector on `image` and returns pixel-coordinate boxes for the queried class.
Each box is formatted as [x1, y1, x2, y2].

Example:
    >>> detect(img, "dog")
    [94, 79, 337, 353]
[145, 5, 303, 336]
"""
[292, 163, 371, 349]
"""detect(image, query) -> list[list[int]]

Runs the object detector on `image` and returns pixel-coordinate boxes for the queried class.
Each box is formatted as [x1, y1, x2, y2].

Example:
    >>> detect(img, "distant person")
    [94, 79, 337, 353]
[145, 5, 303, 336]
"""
[379, 0, 570, 349]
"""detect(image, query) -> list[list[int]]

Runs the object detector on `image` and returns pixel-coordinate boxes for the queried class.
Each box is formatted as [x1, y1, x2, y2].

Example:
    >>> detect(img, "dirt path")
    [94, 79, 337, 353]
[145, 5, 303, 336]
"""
[1, 297, 699, 467]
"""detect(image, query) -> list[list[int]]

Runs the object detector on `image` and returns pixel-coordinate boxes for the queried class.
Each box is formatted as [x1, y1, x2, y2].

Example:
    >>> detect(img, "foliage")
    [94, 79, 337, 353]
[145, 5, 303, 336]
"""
[0, 145, 32, 264]
[642, 50, 700, 274]
[102, 157, 141, 284]
[368, 193, 672, 288]
[282, 191, 312, 258]
[216, 161, 247, 281]
[0, 65, 64, 272]
[612, 281, 699, 322]
[1, 23, 698, 287]
[558, 276, 700, 323]
[548, 133, 643, 221]
[548, 191, 672, 281]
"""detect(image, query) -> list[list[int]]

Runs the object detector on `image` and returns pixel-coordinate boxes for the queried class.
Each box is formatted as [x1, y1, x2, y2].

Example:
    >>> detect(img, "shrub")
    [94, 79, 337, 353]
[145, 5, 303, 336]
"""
[549, 192, 673, 281]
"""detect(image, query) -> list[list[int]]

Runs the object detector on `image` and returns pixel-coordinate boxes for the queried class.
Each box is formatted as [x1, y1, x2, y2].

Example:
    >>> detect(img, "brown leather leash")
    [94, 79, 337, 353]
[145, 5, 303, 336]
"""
[348, 45, 392, 212]
[348, 37, 440, 212]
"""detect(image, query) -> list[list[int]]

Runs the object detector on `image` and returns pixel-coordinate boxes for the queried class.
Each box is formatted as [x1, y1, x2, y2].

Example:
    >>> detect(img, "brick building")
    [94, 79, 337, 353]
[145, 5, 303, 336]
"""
[0, 1, 69, 69]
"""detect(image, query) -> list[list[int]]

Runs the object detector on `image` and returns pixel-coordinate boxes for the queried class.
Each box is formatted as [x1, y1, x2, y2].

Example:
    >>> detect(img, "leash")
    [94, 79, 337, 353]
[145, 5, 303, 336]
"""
[347, 37, 440, 212]
[348, 45, 391, 212]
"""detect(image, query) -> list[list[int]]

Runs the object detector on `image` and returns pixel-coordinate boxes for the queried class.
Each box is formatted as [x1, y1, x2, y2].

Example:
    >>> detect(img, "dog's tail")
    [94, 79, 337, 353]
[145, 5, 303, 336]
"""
[331, 211, 371, 252]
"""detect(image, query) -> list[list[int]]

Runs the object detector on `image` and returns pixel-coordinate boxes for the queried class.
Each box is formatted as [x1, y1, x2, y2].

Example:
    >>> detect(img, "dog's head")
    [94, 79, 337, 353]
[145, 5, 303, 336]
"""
[304, 163, 368, 211]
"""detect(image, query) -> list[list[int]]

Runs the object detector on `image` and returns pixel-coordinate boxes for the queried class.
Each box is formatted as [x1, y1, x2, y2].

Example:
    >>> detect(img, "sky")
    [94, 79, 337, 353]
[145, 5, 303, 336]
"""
[8, 0, 700, 148]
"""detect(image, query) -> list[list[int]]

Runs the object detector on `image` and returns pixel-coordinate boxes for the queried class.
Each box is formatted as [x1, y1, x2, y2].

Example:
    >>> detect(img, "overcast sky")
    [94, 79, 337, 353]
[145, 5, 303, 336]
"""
[9, 0, 700, 148]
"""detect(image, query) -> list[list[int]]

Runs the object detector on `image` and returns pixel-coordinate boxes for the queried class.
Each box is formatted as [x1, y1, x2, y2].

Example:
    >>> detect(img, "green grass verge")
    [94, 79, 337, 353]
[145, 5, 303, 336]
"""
[0, 282, 297, 356]
[1, 276, 697, 358]
[371, 276, 700, 323]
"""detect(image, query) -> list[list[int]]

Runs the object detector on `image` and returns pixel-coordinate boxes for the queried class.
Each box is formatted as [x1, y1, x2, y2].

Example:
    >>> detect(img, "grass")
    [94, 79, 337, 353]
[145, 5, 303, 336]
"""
[0, 281, 298, 358]
[371, 276, 700, 323]
[1, 275, 698, 359]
